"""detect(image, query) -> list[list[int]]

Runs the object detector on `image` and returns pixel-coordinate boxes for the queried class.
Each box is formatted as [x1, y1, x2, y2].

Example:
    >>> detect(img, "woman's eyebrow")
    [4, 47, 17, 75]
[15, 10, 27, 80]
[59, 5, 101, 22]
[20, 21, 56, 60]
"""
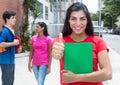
[70, 16, 86, 18]
[80, 16, 86, 18]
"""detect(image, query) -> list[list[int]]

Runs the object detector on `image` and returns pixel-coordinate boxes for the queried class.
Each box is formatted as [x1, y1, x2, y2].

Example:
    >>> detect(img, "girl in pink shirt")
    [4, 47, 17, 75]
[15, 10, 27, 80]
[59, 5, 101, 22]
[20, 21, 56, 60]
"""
[28, 22, 52, 85]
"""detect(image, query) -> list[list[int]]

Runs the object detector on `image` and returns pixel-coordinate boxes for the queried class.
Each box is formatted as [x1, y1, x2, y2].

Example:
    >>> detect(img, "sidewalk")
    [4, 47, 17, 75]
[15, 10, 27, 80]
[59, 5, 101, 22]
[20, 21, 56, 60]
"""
[0, 52, 60, 85]
[0, 48, 120, 85]
[14, 55, 60, 85]
[104, 47, 120, 85]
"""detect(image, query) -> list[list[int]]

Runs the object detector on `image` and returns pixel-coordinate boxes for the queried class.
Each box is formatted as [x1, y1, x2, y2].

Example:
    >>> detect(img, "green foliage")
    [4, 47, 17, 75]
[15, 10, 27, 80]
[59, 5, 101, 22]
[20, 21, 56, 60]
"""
[104, 0, 120, 16]
[20, 0, 41, 52]
[102, 0, 120, 28]
[19, 20, 30, 52]
[91, 13, 99, 21]
[20, 30, 30, 52]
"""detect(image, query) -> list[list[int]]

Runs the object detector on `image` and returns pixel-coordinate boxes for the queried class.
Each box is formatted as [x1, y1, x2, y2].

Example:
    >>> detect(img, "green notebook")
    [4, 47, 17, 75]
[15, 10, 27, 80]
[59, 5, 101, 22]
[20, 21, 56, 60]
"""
[64, 42, 93, 74]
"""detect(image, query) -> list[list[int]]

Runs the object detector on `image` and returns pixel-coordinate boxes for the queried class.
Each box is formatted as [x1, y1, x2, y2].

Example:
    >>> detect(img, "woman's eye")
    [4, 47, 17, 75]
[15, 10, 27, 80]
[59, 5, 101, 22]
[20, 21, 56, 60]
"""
[80, 17, 87, 20]
[71, 18, 76, 20]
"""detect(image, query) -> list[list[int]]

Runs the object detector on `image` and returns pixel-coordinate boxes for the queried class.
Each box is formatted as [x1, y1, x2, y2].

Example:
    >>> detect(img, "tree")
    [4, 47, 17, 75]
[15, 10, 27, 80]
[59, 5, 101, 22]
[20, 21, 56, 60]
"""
[22, 0, 38, 34]
[30, 1, 41, 34]
[104, 0, 120, 17]
[21, 0, 41, 52]
[91, 13, 99, 21]
[102, 0, 120, 29]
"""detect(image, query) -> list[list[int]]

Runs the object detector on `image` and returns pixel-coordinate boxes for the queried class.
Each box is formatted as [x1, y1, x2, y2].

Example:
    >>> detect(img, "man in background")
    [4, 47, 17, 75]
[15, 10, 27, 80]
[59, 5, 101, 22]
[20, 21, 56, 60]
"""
[0, 10, 19, 85]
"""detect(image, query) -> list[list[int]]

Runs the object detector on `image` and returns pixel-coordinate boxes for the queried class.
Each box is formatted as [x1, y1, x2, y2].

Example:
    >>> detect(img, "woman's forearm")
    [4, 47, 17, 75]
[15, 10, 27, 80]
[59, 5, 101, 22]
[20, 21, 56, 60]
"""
[76, 69, 112, 82]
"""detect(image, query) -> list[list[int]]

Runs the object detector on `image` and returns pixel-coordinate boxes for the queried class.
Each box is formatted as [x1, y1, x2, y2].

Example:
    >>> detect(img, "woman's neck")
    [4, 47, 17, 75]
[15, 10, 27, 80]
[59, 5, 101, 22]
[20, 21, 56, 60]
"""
[38, 33, 44, 38]
[70, 33, 87, 42]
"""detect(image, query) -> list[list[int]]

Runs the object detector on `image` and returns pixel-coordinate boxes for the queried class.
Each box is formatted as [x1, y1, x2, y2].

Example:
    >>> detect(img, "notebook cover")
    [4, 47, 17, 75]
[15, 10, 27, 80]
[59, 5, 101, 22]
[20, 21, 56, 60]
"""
[64, 42, 93, 74]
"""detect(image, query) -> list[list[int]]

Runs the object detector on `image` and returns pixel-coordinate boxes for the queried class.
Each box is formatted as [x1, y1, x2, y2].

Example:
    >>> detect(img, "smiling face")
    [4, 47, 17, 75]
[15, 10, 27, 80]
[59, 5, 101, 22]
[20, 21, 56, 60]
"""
[69, 10, 88, 35]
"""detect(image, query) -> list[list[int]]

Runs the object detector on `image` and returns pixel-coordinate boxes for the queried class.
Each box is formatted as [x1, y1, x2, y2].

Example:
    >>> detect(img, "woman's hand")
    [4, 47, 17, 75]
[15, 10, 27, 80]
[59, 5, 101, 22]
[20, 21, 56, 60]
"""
[28, 62, 32, 72]
[46, 67, 51, 74]
[52, 33, 64, 60]
[62, 70, 78, 83]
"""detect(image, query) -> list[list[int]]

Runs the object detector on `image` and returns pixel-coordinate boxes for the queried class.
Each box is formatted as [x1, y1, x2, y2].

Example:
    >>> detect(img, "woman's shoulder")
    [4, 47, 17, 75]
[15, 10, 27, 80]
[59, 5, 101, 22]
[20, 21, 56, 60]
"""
[88, 36, 104, 42]
[32, 35, 37, 37]
[45, 35, 51, 38]
[45, 36, 52, 40]
[31, 35, 38, 39]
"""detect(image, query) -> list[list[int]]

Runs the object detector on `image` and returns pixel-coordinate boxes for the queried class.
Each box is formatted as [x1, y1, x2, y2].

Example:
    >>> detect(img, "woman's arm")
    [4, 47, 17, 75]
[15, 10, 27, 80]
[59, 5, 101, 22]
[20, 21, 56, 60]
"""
[28, 44, 34, 72]
[47, 44, 52, 74]
[62, 50, 112, 83]
[77, 50, 112, 82]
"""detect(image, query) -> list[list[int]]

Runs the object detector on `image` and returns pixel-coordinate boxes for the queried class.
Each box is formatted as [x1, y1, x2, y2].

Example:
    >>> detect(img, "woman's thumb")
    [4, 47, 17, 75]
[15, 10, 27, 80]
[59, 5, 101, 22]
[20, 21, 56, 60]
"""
[59, 33, 63, 43]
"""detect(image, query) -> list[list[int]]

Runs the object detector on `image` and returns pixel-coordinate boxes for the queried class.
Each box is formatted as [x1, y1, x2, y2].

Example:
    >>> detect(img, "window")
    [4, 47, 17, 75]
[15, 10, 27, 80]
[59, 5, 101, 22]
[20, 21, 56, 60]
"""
[50, 3, 53, 12]
[45, 0, 49, 2]
[36, 2, 43, 19]
[45, 6, 48, 20]
[58, 0, 68, 1]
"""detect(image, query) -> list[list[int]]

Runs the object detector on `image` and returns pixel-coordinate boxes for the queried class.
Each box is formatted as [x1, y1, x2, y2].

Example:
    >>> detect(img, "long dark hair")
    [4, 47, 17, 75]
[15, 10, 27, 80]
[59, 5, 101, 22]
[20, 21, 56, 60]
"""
[62, 2, 94, 37]
[37, 22, 49, 36]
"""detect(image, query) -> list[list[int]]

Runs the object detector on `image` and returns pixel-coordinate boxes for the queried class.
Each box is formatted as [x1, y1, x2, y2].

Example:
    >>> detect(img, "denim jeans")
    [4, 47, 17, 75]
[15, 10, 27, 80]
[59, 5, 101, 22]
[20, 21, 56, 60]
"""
[32, 65, 48, 85]
[0, 64, 15, 85]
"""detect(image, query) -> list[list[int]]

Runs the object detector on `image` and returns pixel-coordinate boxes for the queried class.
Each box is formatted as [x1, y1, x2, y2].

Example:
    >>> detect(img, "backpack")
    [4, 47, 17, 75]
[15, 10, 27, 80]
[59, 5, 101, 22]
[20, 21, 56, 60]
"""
[0, 26, 7, 53]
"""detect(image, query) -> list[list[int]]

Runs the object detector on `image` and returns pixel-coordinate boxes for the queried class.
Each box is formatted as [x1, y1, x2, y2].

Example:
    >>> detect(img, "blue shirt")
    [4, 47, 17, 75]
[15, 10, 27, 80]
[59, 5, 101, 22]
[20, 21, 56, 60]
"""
[0, 26, 16, 64]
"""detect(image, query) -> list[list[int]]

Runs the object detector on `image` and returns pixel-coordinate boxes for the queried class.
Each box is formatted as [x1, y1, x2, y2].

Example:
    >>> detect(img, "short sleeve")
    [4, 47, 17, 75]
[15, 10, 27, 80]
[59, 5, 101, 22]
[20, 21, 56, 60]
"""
[30, 37, 33, 45]
[96, 37, 109, 52]
[47, 36, 52, 44]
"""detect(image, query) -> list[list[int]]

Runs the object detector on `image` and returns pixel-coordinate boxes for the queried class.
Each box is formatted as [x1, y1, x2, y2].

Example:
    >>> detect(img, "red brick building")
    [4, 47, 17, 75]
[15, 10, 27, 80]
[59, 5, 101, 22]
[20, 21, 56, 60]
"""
[0, 0, 24, 34]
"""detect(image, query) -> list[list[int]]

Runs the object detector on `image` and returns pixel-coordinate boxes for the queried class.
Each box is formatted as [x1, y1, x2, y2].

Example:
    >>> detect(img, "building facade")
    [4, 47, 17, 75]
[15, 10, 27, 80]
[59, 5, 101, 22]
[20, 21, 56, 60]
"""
[28, 0, 54, 34]
[29, 0, 52, 25]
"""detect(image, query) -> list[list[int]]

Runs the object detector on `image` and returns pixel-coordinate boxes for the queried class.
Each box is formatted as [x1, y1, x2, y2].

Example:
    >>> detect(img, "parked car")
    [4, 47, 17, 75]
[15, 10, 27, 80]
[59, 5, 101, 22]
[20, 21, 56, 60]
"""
[103, 27, 110, 34]
[94, 26, 103, 37]
[112, 28, 120, 35]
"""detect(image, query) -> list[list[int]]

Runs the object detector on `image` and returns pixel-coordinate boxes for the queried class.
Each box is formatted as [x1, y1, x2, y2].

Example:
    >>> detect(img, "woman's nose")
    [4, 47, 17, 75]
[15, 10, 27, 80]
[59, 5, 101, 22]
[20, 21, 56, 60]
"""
[76, 20, 81, 26]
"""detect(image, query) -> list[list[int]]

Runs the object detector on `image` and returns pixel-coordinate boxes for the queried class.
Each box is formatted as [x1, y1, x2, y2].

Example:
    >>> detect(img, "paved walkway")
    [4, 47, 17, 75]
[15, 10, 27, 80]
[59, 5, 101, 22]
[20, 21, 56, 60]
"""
[0, 47, 120, 85]
[0, 52, 60, 85]
[105, 47, 120, 85]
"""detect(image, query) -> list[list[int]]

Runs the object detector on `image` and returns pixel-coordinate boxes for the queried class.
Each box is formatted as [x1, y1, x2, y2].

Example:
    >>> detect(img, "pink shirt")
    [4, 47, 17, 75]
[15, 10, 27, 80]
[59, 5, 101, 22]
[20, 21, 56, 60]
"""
[30, 35, 52, 66]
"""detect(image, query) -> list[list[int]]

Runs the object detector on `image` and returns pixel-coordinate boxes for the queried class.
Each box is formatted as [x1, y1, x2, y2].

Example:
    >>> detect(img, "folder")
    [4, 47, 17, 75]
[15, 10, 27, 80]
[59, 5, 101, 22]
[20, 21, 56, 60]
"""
[64, 42, 93, 74]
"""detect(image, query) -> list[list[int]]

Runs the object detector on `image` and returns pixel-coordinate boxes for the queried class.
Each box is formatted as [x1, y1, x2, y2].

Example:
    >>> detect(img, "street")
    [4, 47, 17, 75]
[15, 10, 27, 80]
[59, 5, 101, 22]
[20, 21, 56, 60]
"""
[103, 34, 120, 85]
[103, 34, 120, 54]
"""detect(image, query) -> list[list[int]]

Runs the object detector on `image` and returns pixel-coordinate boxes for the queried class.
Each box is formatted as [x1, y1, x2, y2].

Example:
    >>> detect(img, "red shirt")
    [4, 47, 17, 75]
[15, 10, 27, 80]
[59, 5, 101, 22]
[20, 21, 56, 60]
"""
[55, 35, 108, 85]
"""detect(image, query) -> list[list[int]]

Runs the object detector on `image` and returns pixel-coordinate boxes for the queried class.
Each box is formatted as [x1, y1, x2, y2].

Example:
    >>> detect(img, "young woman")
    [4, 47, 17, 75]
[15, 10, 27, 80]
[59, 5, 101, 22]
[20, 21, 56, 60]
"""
[28, 22, 52, 85]
[52, 2, 112, 85]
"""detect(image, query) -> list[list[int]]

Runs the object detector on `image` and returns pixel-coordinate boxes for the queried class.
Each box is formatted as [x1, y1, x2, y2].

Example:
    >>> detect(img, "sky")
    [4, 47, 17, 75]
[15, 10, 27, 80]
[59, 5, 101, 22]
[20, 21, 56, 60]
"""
[82, 0, 98, 13]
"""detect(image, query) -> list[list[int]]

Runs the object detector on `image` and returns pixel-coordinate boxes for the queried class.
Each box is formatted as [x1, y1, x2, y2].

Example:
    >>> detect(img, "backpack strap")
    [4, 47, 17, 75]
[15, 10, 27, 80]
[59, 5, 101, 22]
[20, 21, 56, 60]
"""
[0, 26, 4, 36]
[2, 26, 15, 40]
